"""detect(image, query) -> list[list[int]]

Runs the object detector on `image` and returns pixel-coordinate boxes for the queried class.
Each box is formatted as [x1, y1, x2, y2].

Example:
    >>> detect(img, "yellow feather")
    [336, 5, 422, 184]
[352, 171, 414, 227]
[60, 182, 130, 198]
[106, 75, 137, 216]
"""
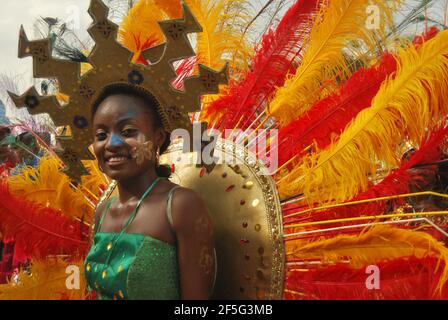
[278, 30, 448, 203]
[7, 157, 94, 221]
[0, 257, 87, 300]
[81, 159, 109, 199]
[153, 0, 183, 18]
[55, 93, 69, 105]
[268, 0, 400, 126]
[118, 0, 252, 70]
[186, 0, 252, 73]
[118, 0, 167, 62]
[287, 225, 448, 294]
[186, 0, 252, 122]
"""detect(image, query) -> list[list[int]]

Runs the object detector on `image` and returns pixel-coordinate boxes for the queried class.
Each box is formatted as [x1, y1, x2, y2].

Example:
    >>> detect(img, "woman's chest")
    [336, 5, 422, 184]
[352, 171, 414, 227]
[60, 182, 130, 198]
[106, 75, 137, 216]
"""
[100, 200, 175, 244]
[85, 233, 180, 300]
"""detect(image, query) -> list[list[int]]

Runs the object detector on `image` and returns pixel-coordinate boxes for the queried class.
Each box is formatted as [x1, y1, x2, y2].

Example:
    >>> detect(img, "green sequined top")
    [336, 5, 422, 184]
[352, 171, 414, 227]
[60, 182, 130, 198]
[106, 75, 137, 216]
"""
[84, 178, 181, 300]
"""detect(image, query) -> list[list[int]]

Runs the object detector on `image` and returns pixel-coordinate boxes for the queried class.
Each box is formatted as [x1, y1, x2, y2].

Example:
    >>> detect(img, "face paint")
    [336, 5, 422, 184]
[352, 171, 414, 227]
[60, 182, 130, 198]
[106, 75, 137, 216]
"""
[130, 134, 155, 165]
[194, 215, 213, 239]
[109, 133, 126, 147]
[199, 245, 215, 276]
[194, 214, 215, 276]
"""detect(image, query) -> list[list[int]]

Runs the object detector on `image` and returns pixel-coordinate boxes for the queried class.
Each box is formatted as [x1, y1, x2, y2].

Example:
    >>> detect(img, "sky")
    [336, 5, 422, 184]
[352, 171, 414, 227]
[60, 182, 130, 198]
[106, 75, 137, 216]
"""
[0, 0, 91, 84]
[0, 0, 446, 117]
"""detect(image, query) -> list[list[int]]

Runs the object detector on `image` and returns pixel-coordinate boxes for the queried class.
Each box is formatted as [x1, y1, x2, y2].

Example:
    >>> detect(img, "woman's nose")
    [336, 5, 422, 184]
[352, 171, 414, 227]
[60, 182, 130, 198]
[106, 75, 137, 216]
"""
[105, 133, 126, 150]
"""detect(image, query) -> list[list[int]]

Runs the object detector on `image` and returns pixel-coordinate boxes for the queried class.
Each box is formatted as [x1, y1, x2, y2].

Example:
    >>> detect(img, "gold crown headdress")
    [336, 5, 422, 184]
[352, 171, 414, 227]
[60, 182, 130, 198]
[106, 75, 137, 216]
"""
[8, 0, 228, 181]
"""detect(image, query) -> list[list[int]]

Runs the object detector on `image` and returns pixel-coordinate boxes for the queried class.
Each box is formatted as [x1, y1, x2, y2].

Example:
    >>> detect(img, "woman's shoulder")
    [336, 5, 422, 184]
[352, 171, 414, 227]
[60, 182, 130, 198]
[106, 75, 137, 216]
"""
[167, 185, 210, 232]
[156, 179, 201, 201]
[167, 184, 205, 207]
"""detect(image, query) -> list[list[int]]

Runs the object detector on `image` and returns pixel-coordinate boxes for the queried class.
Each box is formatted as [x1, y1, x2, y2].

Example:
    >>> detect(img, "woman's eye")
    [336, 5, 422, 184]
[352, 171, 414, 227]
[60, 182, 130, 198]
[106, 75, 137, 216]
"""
[95, 132, 107, 141]
[122, 128, 137, 136]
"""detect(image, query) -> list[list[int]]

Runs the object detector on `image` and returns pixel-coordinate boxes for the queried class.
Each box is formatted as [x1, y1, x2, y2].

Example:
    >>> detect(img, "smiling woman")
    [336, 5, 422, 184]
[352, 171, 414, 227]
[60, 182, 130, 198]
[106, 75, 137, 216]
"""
[84, 84, 217, 300]
[91, 84, 172, 179]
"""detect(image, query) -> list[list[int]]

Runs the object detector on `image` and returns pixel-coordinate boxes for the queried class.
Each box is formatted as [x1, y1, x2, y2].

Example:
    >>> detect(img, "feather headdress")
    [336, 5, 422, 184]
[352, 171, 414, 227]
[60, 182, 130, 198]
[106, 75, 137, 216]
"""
[0, 183, 88, 258]
[118, 0, 167, 64]
[289, 124, 448, 224]
[0, 257, 87, 300]
[201, 0, 323, 129]
[268, 0, 400, 127]
[278, 30, 448, 204]
[6, 157, 95, 221]
[277, 52, 397, 166]
[286, 256, 448, 300]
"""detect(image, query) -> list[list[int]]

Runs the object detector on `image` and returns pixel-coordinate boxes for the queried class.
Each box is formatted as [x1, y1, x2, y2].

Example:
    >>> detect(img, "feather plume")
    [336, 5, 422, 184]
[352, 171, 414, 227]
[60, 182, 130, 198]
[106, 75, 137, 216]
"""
[118, 0, 167, 64]
[278, 52, 397, 166]
[0, 257, 87, 300]
[7, 156, 94, 222]
[186, 0, 252, 73]
[278, 30, 448, 203]
[277, 28, 440, 167]
[268, 0, 400, 127]
[172, 57, 197, 90]
[285, 256, 448, 300]
[201, 0, 323, 129]
[153, 0, 183, 18]
[286, 124, 448, 225]
[286, 225, 448, 294]
[81, 159, 109, 198]
[0, 183, 88, 258]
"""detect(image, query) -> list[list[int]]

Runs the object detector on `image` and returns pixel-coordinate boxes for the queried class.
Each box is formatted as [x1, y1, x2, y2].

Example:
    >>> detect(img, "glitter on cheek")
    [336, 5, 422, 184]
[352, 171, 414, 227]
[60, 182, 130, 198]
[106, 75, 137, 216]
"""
[131, 134, 154, 165]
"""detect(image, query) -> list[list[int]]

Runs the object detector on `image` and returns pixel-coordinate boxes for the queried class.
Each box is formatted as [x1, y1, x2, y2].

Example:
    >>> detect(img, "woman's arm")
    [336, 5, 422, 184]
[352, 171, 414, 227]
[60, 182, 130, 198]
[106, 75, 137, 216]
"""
[170, 188, 216, 300]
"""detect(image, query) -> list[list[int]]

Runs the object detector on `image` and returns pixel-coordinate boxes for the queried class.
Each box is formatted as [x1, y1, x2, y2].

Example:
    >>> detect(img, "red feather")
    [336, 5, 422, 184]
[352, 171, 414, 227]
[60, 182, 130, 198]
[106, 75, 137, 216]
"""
[172, 57, 197, 90]
[284, 124, 448, 226]
[277, 27, 441, 167]
[413, 26, 439, 45]
[202, 0, 323, 130]
[0, 183, 88, 259]
[277, 53, 397, 166]
[285, 256, 448, 300]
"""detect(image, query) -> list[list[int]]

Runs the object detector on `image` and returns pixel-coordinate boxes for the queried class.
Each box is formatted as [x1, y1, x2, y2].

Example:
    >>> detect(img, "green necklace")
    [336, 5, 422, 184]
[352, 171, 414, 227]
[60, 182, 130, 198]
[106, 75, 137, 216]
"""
[102, 177, 161, 265]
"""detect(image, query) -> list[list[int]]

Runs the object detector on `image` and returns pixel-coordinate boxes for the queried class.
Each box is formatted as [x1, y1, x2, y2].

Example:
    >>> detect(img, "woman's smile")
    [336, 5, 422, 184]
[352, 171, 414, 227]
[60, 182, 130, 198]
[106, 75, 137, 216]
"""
[104, 153, 132, 168]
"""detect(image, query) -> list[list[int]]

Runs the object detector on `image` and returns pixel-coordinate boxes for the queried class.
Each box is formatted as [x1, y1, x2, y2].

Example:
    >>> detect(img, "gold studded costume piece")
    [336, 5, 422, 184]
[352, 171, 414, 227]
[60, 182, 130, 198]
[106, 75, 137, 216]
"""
[8, 0, 228, 181]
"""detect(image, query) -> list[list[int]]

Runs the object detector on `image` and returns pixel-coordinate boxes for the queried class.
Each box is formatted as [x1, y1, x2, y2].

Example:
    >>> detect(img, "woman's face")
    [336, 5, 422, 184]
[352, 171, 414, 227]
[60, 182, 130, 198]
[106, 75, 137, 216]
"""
[92, 94, 166, 181]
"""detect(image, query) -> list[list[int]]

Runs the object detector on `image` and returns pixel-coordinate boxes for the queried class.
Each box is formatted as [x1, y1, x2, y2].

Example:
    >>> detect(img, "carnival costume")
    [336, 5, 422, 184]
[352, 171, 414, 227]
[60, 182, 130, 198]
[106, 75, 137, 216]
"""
[0, 0, 448, 300]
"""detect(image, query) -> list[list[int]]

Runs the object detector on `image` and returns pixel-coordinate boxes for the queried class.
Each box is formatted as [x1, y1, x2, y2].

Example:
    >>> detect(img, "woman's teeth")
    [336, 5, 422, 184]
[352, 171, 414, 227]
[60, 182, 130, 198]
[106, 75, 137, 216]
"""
[107, 156, 128, 163]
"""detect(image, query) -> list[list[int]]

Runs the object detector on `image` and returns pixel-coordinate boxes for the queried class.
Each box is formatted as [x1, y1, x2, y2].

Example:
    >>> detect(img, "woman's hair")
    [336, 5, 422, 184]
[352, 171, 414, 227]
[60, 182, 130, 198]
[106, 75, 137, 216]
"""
[91, 84, 171, 178]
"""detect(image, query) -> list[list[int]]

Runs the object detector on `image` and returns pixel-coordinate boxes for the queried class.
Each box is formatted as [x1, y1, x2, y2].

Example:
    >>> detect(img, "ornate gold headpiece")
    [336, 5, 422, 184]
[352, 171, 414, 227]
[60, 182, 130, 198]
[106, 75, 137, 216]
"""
[8, 0, 228, 181]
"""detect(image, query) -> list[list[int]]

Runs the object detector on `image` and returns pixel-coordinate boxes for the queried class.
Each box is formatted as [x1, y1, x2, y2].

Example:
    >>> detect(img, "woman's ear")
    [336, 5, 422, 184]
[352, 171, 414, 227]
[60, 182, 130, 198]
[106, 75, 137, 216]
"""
[154, 127, 167, 149]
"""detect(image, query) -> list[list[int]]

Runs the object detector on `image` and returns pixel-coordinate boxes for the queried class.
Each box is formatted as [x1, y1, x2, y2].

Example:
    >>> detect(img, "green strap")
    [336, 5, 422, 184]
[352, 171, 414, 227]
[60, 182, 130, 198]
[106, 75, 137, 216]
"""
[118, 177, 161, 235]
[101, 177, 161, 266]
[97, 177, 161, 235]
